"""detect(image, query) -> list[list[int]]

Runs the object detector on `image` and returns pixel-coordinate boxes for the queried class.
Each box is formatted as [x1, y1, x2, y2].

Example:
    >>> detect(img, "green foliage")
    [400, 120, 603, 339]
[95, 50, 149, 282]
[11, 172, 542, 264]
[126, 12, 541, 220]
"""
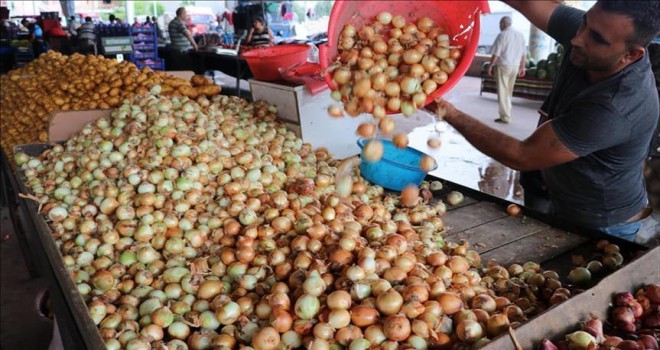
[180, 0, 196, 5]
[292, 2, 306, 24]
[134, 1, 166, 17]
[314, 1, 333, 17]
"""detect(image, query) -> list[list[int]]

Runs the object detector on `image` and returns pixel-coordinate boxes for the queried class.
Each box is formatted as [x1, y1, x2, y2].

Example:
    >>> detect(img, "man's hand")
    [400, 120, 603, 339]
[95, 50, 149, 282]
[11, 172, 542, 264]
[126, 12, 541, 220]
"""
[433, 98, 460, 122]
[487, 65, 494, 77]
[193, 43, 198, 51]
[518, 66, 526, 77]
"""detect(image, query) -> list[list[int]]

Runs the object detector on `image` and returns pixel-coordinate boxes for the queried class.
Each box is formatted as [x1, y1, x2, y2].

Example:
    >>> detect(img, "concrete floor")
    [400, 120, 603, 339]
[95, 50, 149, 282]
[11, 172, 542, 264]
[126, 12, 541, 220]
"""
[0, 208, 54, 350]
[0, 75, 540, 349]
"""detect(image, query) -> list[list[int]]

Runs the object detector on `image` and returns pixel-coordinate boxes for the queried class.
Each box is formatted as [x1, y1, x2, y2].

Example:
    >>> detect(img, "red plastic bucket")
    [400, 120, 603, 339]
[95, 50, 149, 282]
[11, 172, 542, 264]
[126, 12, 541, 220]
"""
[319, 1, 490, 112]
[242, 44, 311, 81]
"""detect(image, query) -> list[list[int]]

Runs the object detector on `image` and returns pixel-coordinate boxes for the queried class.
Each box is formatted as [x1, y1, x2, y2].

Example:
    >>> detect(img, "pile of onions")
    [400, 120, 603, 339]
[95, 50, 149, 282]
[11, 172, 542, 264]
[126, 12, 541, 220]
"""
[19, 90, 571, 350]
[329, 12, 462, 166]
[331, 13, 462, 119]
[540, 284, 659, 350]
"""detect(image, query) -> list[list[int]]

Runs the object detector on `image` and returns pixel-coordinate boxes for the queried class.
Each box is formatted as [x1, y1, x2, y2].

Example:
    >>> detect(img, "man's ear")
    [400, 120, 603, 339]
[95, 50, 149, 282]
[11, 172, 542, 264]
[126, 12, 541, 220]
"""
[624, 46, 645, 64]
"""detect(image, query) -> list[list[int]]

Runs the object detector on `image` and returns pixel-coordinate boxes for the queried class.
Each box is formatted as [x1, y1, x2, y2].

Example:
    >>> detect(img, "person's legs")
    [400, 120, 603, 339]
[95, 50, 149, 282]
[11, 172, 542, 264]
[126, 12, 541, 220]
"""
[597, 221, 642, 242]
[495, 65, 515, 122]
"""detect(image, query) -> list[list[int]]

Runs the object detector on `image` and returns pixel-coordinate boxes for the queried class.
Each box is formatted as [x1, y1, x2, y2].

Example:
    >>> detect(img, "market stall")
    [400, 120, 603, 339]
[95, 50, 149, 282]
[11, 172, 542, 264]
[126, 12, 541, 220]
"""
[1, 1, 659, 349]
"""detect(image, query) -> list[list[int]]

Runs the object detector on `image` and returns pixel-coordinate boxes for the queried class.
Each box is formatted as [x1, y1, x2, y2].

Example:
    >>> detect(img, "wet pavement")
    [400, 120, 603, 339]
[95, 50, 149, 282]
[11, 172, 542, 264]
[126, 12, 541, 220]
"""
[399, 76, 542, 204]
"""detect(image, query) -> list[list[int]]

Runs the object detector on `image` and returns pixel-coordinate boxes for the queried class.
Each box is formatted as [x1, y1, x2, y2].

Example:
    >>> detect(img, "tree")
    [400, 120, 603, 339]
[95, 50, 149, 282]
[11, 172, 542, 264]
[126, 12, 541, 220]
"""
[292, 2, 306, 24]
[314, 1, 333, 18]
[181, 0, 196, 5]
[134, 1, 166, 18]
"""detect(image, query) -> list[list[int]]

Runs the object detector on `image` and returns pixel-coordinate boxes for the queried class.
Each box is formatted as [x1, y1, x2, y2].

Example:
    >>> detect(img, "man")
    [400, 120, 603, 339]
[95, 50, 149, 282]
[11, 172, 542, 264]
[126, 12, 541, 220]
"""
[434, 1, 660, 242]
[487, 16, 527, 124]
[169, 7, 198, 52]
[67, 16, 79, 37]
[77, 17, 96, 54]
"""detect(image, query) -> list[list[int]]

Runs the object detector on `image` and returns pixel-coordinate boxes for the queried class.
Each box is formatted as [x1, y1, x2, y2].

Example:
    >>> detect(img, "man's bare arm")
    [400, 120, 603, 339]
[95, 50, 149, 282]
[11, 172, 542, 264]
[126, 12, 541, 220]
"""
[503, 1, 561, 33]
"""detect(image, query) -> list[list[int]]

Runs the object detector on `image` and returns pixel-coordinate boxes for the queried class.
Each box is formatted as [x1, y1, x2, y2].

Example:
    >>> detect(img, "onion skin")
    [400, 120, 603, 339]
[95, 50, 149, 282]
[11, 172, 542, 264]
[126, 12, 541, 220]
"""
[646, 284, 660, 304]
[637, 335, 659, 350]
[540, 339, 559, 350]
[582, 317, 603, 342]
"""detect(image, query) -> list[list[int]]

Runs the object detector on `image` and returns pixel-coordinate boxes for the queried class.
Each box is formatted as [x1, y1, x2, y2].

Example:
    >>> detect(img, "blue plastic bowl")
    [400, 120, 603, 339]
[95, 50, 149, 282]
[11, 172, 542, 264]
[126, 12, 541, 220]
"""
[357, 138, 438, 191]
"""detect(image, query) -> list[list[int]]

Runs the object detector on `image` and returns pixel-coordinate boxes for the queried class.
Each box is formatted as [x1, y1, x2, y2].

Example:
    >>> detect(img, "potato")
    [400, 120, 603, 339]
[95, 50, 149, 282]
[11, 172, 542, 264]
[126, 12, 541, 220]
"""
[0, 51, 195, 160]
[196, 84, 222, 97]
[191, 75, 212, 87]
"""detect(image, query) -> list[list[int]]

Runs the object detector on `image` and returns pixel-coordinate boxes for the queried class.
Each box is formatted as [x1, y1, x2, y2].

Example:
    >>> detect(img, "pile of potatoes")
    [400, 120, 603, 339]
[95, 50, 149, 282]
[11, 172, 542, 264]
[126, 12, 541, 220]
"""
[0, 51, 220, 157]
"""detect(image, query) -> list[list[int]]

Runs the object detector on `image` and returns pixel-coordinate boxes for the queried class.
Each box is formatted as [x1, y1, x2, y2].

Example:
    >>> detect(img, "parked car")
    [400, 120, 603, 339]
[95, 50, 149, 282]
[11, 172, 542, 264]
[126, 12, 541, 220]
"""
[184, 6, 215, 35]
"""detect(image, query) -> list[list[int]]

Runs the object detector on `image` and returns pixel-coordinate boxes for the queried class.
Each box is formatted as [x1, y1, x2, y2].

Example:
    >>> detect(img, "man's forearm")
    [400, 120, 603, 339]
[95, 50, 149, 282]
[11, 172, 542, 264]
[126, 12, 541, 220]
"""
[444, 110, 527, 170]
[489, 55, 499, 66]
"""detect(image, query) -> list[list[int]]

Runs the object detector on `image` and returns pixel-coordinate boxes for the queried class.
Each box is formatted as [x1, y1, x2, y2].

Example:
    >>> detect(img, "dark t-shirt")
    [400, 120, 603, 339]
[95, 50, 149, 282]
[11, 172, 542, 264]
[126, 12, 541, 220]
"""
[536, 5, 659, 228]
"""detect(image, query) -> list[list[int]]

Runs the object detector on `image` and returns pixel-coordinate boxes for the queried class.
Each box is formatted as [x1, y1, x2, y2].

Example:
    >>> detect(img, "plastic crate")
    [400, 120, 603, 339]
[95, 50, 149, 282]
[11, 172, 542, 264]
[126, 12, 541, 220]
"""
[135, 58, 165, 71]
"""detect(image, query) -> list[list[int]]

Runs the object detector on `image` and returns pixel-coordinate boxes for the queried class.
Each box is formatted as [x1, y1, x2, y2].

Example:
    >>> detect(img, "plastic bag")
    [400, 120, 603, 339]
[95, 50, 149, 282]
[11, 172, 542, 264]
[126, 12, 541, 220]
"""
[278, 61, 328, 95]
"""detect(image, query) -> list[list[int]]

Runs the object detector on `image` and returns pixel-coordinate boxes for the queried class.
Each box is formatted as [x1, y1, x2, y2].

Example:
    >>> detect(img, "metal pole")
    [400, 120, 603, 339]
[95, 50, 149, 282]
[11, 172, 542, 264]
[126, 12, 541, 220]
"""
[153, 0, 157, 18]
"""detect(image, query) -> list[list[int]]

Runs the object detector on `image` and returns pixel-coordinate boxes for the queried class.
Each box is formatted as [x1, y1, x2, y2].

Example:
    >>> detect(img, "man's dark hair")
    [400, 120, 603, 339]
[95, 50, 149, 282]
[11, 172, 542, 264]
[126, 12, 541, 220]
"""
[70, 16, 75, 21]
[85, 17, 92, 23]
[176, 7, 185, 17]
[598, 0, 660, 48]
[253, 16, 265, 26]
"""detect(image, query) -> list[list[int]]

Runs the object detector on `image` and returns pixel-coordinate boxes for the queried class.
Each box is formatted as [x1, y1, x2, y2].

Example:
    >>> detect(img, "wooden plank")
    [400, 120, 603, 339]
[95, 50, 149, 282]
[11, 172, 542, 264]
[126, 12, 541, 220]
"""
[442, 201, 508, 235]
[480, 228, 589, 266]
[446, 215, 550, 253]
[48, 109, 112, 142]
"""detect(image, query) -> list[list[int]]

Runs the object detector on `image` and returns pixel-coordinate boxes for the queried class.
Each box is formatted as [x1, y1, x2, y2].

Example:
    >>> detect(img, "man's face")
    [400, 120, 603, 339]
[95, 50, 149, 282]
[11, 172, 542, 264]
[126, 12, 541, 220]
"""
[570, 4, 636, 72]
[179, 10, 187, 20]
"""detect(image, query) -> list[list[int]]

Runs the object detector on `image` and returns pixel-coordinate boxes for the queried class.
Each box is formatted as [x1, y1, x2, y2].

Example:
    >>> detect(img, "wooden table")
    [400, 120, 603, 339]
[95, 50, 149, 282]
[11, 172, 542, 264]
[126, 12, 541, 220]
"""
[436, 178, 644, 278]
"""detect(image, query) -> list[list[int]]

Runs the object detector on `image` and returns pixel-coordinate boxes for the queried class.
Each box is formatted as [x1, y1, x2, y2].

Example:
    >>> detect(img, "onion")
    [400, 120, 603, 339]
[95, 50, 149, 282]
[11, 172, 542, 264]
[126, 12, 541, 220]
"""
[568, 267, 591, 285]
[328, 308, 351, 329]
[403, 50, 423, 65]
[446, 191, 464, 206]
[385, 82, 400, 97]
[383, 315, 411, 341]
[372, 40, 388, 54]
[376, 288, 404, 316]
[565, 331, 596, 349]
[400, 77, 421, 95]
[252, 327, 280, 350]
[333, 68, 351, 85]
[438, 293, 463, 315]
[507, 204, 521, 216]
[419, 156, 436, 172]
[328, 105, 344, 118]
[362, 140, 384, 162]
[417, 17, 434, 33]
[399, 185, 420, 208]
[356, 123, 376, 138]
[377, 12, 393, 25]
[294, 294, 320, 320]
[486, 314, 510, 337]
[351, 305, 379, 327]
[392, 15, 406, 29]
[456, 319, 484, 343]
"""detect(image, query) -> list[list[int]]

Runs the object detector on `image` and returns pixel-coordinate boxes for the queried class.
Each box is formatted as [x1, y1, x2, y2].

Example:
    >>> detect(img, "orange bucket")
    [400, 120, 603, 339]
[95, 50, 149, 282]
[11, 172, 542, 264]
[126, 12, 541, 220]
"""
[319, 0, 490, 112]
[242, 44, 311, 81]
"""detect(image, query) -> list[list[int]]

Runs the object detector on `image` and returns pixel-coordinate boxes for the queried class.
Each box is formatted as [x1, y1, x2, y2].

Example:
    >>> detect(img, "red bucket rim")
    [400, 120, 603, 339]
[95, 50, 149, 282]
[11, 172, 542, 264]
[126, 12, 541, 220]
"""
[241, 44, 311, 60]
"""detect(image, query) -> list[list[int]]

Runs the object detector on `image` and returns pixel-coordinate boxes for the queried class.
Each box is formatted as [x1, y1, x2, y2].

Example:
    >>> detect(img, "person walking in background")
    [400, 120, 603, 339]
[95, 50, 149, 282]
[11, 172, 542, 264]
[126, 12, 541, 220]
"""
[67, 16, 79, 37]
[487, 16, 526, 124]
[77, 16, 96, 54]
[169, 7, 197, 52]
